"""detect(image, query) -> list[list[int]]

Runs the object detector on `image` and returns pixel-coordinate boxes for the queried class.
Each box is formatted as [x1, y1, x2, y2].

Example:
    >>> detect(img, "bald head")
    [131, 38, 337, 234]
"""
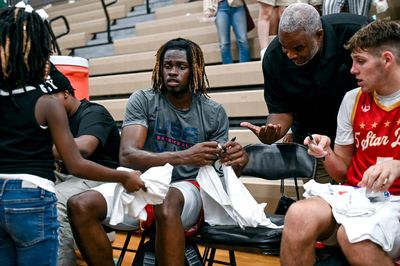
[279, 3, 321, 36]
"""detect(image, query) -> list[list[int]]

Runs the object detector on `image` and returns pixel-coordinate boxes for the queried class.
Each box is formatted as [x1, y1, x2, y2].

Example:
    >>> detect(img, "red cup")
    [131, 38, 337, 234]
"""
[50, 56, 89, 100]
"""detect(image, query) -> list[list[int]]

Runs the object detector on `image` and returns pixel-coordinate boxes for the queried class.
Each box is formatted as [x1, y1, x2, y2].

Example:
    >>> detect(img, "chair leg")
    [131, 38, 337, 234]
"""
[202, 247, 210, 265]
[131, 231, 149, 266]
[202, 246, 236, 266]
[228, 250, 236, 266]
[116, 231, 132, 266]
[207, 248, 216, 266]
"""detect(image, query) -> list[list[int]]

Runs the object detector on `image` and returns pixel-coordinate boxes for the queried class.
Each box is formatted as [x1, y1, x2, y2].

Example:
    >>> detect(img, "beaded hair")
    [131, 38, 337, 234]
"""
[0, 7, 52, 91]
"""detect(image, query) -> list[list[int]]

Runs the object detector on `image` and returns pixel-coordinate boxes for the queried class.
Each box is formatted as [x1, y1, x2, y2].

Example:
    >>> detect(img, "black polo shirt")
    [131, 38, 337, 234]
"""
[263, 13, 369, 143]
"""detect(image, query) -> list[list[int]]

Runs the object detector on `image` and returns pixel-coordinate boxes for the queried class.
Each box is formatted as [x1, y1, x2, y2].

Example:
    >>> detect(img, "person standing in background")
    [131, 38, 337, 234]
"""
[214, 0, 251, 64]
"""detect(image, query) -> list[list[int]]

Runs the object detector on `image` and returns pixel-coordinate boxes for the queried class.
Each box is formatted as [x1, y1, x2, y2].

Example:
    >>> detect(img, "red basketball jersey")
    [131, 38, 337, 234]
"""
[346, 90, 400, 195]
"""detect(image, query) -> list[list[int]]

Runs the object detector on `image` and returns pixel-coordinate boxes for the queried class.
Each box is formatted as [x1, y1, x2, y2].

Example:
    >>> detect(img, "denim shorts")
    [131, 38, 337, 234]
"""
[0, 179, 59, 266]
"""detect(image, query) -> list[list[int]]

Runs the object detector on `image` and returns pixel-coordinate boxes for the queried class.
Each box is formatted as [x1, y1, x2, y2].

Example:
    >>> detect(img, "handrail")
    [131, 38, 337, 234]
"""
[48, 15, 70, 55]
[100, 0, 117, 44]
[145, 0, 150, 14]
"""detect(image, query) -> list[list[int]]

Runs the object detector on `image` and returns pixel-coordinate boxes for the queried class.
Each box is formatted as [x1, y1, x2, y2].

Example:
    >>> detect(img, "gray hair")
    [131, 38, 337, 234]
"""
[279, 3, 321, 36]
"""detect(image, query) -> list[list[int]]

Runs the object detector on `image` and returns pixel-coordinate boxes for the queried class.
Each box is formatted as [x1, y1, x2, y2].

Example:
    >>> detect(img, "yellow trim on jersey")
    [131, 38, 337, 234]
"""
[373, 90, 400, 111]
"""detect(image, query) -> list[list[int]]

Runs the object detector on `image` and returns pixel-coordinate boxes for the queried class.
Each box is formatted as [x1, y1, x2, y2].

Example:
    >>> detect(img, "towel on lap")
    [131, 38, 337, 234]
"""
[108, 164, 172, 226]
[304, 180, 400, 253]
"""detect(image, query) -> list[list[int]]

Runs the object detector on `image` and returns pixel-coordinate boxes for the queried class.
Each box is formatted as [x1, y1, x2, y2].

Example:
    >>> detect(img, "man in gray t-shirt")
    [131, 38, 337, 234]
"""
[68, 38, 249, 266]
[123, 88, 229, 182]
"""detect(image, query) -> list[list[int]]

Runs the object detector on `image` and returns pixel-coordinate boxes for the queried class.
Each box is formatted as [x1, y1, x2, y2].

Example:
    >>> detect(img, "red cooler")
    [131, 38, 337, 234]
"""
[50, 55, 89, 100]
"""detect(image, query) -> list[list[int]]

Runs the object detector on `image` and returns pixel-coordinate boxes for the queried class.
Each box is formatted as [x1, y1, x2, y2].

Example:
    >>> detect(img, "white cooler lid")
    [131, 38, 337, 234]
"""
[50, 55, 88, 68]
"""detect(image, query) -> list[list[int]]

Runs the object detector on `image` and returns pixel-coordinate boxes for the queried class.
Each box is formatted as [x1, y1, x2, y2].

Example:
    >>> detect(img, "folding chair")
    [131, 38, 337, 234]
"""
[110, 210, 203, 266]
[197, 142, 317, 265]
[107, 221, 141, 266]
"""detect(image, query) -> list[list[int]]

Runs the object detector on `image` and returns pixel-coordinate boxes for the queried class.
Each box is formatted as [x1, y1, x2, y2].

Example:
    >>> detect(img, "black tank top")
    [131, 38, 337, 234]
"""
[0, 87, 55, 181]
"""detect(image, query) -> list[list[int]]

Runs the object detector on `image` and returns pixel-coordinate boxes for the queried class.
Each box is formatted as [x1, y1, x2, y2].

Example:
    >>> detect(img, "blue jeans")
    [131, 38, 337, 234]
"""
[0, 179, 59, 266]
[215, 0, 250, 64]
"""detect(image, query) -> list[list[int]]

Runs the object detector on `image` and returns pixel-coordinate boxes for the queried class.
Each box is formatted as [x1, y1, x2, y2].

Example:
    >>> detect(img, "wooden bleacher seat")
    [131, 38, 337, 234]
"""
[57, 32, 90, 52]
[48, 0, 144, 43]
[93, 89, 267, 121]
[113, 2, 260, 55]
[43, 0, 99, 12]
[89, 61, 263, 97]
[89, 38, 268, 75]
[47, 0, 142, 19]
[52, 17, 107, 36]
[114, 24, 258, 54]
[50, 4, 127, 28]
[155, 1, 203, 20]
[155, 0, 257, 19]
[136, 3, 258, 36]
[47, 0, 106, 18]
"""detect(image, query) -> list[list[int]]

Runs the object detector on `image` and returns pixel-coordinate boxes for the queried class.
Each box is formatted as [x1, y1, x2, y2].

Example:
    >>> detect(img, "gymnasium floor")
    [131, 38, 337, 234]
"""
[76, 231, 281, 266]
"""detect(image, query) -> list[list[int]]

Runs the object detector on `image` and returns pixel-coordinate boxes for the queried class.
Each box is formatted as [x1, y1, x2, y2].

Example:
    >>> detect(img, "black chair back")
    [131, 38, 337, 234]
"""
[242, 143, 317, 180]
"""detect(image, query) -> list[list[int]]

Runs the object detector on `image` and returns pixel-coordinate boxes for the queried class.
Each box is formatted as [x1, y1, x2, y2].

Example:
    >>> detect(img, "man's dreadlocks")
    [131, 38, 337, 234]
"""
[152, 38, 210, 96]
[0, 7, 52, 91]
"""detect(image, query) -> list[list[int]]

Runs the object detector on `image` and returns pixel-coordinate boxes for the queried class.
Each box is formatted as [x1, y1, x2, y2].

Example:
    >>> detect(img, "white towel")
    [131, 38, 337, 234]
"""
[304, 180, 400, 253]
[197, 162, 282, 229]
[108, 164, 172, 226]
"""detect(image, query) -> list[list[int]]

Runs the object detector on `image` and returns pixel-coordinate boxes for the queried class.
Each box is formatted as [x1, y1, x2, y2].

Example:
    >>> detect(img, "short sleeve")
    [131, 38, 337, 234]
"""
[209, 104, 229, 143]
[75, 104, 115, 148]
[335, 88, 359, 145]
[263, 51, 292, 114]
[122, 90, 150, 129]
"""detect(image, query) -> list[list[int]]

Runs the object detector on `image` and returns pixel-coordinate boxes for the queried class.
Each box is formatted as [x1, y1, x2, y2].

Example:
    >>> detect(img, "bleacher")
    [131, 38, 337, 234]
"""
[44, 0, 301, 213]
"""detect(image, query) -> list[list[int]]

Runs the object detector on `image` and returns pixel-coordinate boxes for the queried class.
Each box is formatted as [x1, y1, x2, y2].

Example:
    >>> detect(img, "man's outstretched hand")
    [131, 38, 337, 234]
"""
[240, 121, 282, 144]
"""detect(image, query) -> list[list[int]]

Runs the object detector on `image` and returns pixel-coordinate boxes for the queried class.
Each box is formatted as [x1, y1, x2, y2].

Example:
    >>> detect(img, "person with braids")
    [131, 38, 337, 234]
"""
[67, 37, 248, 266]
[281, 20, 400, 265]
[0, 5, 144, 266]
